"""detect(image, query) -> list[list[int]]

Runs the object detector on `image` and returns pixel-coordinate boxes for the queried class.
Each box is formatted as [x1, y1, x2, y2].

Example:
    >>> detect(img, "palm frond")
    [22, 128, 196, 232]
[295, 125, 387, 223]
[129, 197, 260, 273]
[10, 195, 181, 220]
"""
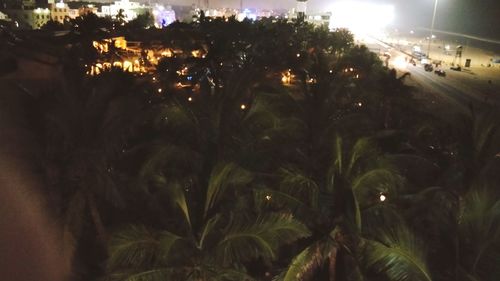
[253, 187, 307, 211]
[275, 238, 337, 281]
[198, 214, 222, 250]
[352, 167, 401, 206]
[213, 268, 257, 281]
[103, 268, 178, 281]
[279, 167, 319, 208]
[169, 181, 192, 227]
[364, 225, 432, 281]
[347, 138, 377, 176]
[217, 213, 311, 265]
[460, 188, 500, 276]
[137, 142, 202, 180]
[204, 162, 253, 215]
[107, 225, 182, 271]
[152, 102, 199, 138]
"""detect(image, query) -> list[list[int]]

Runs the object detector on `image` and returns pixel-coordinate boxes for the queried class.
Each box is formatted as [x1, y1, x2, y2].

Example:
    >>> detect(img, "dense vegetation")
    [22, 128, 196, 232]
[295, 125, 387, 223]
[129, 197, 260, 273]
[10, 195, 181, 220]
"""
[30, 15, 500, 281]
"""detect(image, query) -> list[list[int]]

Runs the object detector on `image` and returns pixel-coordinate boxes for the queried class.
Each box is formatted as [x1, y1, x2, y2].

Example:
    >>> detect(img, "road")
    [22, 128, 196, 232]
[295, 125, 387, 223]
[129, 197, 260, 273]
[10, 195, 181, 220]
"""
[365, 38, 500, 112]
[401, 62, 499, 112]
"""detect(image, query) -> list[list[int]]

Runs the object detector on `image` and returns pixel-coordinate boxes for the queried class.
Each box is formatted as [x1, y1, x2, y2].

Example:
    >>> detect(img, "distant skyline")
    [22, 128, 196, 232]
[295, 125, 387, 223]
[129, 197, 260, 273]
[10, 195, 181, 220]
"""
[87, 0, 500, 41]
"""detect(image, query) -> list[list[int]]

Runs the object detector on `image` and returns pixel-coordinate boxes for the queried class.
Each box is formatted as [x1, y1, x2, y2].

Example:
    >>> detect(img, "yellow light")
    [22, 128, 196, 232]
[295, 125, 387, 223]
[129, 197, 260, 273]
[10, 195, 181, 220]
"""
[240, 104, 246, 110]
[161, 50, 173, 57]
[349, 68, 354, 72]
[123, 61, 133, 72]
[329, 70, 333, 73]
[152, 77, 156, 81]
[191, 50, 201, 58]
[296, 53, 301, 57]
[188, 97, 193, 102]
[265, 195, 272, 201]
[157, 88, 162, 93]
[357, 102, 363, 107]
[379, 194, 386, 202]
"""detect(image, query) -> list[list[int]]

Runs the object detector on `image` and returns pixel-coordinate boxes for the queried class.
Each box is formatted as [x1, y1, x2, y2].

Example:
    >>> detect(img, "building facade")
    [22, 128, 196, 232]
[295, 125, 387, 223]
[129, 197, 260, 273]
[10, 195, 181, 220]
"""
[3, 7, 50, 28]
[49, 1, 77, 23]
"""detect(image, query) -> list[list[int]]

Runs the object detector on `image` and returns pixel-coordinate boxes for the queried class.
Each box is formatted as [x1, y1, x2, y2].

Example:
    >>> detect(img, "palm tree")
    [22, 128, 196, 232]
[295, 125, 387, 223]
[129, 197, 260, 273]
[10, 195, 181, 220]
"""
[104, 157, 310, 281]
[390, 109, 500, 281]
[268, 135, 408, 281]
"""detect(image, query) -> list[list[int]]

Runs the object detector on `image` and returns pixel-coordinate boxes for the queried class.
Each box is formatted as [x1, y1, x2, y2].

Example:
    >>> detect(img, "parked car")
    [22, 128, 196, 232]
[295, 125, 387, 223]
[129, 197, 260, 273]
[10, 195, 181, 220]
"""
[424, 64, 434, 72]
[434, 69, 446, 77]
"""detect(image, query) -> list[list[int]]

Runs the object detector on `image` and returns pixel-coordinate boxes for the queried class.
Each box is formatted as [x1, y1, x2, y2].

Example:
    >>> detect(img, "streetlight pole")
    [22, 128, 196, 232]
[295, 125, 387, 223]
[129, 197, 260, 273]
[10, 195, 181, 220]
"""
[426, 0, 439, 58]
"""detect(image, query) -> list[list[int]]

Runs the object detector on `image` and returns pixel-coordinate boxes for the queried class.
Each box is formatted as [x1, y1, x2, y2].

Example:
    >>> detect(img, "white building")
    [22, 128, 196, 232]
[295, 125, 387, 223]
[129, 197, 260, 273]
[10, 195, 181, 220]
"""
[100, 0, 145, 22]
[306, 12, 331, 27]
[49, 1, 78, 23]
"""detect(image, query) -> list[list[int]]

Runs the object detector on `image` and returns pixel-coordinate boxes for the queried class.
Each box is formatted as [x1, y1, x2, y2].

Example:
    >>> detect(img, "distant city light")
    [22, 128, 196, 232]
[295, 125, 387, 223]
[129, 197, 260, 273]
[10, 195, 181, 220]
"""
[265, 195, 272, 201]
[188, 97, 193, 102]
[237, 8, 257, 21]
[328, 2, 394, 35]
[157, 88, 162, 93]
[240, 104, 246, 110]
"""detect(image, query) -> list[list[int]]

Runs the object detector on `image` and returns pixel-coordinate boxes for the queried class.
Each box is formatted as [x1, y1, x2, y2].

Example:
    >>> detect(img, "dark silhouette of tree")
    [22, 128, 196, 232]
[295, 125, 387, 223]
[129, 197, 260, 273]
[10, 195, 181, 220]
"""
[34, 70, 146, 280]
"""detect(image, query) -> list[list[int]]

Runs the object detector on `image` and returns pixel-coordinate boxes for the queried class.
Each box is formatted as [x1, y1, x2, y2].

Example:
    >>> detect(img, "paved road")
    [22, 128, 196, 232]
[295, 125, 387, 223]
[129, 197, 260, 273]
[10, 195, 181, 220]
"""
[402, 63, 498, 112]
[367, 38, 500, 112]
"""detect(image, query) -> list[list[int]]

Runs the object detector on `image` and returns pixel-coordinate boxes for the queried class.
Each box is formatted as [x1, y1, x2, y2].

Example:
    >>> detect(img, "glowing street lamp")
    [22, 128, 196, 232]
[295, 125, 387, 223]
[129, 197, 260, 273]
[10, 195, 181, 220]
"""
[426, 0, 439, 58]
[379, 194, 387, 202]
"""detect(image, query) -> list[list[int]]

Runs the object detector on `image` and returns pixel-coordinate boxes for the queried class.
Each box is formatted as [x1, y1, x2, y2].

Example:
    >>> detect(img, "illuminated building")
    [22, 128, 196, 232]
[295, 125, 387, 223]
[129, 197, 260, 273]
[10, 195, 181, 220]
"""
[306, 12, 331, 27]
[296, 0, 307, 20]
[22, 0, 35, 9]
[99, 0, 147, 22]
[48, 1, 78, 23]
[78, 5, 98, 16]
[152, 5, 176, 28]
[3, 7, 50, 29]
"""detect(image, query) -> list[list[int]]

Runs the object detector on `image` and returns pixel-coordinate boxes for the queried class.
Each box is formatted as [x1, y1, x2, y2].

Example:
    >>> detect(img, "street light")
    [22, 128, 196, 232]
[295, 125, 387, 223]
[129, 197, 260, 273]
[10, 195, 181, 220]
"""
[426, 0, 439, 58]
